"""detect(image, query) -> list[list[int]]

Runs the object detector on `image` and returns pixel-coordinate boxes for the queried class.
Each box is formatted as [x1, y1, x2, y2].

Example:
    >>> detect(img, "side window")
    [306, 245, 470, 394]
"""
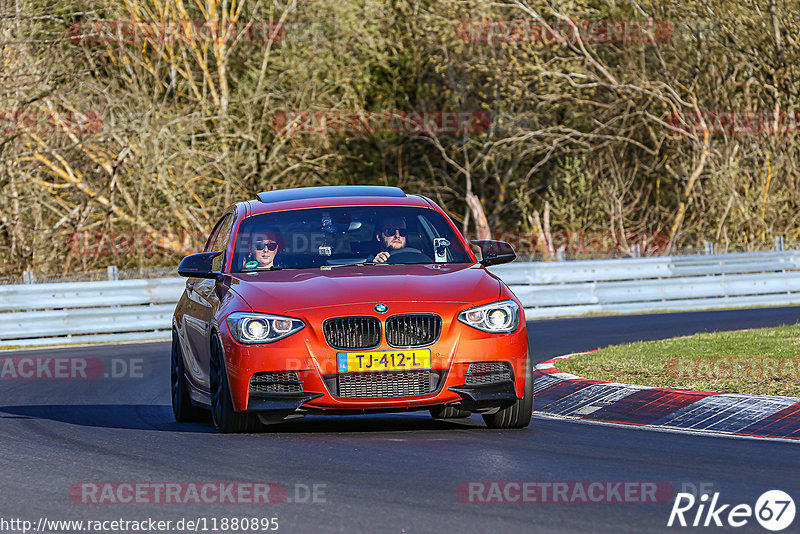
[211, 211, 236, 272]
[204, 214, 230, 252]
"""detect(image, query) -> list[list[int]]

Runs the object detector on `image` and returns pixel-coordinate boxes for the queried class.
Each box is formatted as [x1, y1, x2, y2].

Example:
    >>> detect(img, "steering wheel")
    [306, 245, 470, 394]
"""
[387, 247, 432, 264]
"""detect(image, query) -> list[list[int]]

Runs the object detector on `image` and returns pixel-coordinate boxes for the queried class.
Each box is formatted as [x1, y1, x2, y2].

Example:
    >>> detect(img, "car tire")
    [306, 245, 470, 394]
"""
[430, 406, 471, 419]
[171, 330, 207, 422]
[482, 348, 534, 429]
[210, 334, 263, 433]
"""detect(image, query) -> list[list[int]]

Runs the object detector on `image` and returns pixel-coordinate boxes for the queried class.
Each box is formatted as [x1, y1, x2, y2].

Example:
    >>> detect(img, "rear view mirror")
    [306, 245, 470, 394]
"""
[471, 240, 516, 266]
[178, 252, 222, 279]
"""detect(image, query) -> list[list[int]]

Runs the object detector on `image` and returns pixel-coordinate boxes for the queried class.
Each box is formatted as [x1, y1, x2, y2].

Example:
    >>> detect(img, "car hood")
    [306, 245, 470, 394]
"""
[229, 263, 501, 314]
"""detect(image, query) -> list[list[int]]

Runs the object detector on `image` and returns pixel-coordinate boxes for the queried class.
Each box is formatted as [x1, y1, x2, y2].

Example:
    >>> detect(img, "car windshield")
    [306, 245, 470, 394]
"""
[231, 206, 472, 272]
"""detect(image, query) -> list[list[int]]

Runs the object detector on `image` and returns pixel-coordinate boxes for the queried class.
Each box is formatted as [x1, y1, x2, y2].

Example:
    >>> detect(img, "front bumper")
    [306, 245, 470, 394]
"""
[247, 392, 324, 411]
[241, 374, 520, 415]
[219, 303, 528, 414]
[447, 381, 518, 412]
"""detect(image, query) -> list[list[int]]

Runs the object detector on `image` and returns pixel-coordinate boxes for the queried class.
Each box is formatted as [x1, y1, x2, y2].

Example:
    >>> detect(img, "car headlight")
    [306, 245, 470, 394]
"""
[226, 312, 305, 344]
[458, 300, 519, 333]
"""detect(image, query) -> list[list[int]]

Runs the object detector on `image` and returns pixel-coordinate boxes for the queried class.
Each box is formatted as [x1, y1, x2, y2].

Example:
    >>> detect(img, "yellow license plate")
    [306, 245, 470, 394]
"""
[337, 349, 431, 372]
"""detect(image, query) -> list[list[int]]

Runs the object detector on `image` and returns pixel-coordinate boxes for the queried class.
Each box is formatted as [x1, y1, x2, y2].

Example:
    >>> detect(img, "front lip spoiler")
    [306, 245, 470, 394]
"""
[244, 381, 518, 414]
[246, 392, 324, 412]
[447, 381, 518, 411]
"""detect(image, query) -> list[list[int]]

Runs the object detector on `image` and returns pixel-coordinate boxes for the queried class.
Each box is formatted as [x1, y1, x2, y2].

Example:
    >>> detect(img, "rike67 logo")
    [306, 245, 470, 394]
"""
[668, 490, 795, 531]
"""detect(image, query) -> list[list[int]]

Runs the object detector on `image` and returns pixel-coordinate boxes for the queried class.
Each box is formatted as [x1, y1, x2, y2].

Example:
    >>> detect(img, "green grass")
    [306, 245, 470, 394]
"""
[557, 324, 800, 397]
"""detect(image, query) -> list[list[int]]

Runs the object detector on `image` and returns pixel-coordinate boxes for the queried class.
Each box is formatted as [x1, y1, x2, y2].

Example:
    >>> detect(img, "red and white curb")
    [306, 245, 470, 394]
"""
[533, 353, 800, 441]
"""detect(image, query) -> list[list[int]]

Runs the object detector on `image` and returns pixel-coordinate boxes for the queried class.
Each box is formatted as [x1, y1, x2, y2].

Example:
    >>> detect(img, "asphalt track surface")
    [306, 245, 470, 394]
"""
[1, 307, 799, 534]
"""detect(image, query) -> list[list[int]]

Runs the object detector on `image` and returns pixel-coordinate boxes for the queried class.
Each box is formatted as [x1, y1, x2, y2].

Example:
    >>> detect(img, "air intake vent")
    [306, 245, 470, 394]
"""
[386, 314, 442, 348]
[249, 371, 303, 394]
[323, 316, 381, 349]
[465, 361, 513, 385]
[337, 370, 437, 398]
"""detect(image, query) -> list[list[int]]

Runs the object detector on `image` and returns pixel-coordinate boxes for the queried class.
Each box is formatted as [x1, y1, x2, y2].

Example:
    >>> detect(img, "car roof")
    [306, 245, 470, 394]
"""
[256, 185, 405, 203]
[245, 186, 432, 215]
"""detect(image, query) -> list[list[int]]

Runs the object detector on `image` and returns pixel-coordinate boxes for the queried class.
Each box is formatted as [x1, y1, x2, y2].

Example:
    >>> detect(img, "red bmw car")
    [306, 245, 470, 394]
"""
[172, 186, 531, 432]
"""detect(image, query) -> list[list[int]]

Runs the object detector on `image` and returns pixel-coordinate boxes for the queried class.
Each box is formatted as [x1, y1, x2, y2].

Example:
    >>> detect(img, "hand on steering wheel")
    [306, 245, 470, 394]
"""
[373, 250, 391, 263]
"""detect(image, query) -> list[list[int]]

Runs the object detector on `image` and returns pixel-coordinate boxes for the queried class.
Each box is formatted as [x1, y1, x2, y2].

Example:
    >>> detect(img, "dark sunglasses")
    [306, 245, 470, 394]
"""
[381, 227, 407, 237]
[254, 241, 278, 251]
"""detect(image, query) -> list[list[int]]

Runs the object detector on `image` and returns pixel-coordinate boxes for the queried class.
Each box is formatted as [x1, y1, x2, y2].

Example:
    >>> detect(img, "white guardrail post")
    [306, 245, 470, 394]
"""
[0, 251, 798, 345]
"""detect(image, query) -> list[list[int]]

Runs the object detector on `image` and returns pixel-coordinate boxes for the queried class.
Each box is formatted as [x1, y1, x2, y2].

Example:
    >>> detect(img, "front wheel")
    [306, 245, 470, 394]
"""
[210, 335, 263, 433]
[482, 349, 533, 429]
[171, 330, 207, 422]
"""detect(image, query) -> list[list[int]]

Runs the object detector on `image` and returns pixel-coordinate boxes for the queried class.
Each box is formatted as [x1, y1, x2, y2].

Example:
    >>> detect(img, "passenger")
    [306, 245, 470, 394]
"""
[371, 216, 407, 263]
[246, 231, 282, 269]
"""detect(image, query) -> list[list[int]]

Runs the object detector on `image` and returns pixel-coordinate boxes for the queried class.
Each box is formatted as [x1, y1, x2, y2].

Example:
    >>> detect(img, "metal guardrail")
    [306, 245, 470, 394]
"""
[490, 250, 800, 319]
[1, 251, 799, 346]
[0, 278, 185, 347]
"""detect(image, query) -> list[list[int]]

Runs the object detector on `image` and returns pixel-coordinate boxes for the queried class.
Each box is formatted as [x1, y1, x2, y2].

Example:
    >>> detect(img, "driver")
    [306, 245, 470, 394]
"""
[371, 216, 407, 263]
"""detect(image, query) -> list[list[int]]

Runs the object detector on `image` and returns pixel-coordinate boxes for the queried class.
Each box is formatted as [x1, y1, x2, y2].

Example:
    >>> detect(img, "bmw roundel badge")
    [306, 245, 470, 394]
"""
[374, 303, 388, 313]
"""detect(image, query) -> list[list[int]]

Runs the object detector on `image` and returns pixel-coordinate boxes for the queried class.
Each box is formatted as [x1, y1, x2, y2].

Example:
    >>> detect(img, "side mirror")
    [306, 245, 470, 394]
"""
[178, 252, 222, 279]
[471, 240, 516, 266]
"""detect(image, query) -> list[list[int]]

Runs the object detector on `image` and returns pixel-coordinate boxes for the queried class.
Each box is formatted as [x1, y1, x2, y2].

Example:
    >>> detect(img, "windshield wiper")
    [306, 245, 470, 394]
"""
[320, 262, 391, 269]
[241, 266, 300, 272]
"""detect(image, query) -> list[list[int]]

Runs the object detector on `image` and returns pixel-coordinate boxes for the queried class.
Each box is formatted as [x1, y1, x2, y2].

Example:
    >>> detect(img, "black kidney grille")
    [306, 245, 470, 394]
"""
[337, 370, 435, 398]
[465, 361, 513, 385]
[386, 314, 442, 348]
[249, 371, 303, 394]
[323, 316, 381, 349]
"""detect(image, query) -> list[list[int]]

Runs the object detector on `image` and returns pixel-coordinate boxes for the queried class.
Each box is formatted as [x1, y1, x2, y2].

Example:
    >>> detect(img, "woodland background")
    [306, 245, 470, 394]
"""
[1, 0, 798, 277]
